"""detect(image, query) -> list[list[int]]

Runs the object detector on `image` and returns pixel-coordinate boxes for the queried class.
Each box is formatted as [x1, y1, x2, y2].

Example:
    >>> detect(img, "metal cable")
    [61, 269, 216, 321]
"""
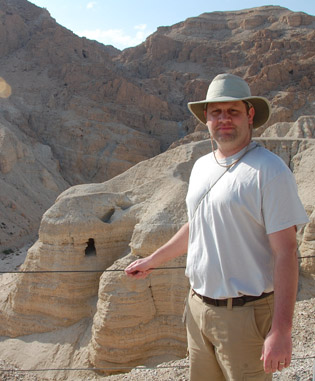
[1, 256, 314, 274]
[0, 267, 185, 274]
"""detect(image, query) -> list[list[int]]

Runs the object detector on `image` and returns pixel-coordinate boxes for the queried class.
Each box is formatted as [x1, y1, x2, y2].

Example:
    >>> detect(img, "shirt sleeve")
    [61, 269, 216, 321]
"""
[262, 169, 309, 234]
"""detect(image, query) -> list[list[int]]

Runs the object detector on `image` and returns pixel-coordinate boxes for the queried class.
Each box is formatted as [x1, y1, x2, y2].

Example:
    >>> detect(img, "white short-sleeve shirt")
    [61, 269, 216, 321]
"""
[185, 142, 309, 299]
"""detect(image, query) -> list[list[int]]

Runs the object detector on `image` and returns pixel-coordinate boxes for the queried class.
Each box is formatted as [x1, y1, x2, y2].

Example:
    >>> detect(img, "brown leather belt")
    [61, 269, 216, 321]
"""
[192, 290, 274, 307]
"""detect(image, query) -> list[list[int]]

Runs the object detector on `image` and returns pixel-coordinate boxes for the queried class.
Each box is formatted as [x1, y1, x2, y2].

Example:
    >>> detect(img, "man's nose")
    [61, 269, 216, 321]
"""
[218, 110, 231, 121]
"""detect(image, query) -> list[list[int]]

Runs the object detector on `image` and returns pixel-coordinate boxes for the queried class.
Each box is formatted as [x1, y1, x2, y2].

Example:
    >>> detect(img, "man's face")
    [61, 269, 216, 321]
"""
[204, 101, 255, 151]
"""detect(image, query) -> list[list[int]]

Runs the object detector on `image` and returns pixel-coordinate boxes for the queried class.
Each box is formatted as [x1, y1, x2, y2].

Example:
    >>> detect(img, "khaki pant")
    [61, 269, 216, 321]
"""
[186, 290, 274, 380]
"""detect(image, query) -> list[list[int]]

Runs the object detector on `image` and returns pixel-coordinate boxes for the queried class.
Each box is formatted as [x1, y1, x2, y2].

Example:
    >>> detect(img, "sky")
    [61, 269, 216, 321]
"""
[29, 0, 315, 50]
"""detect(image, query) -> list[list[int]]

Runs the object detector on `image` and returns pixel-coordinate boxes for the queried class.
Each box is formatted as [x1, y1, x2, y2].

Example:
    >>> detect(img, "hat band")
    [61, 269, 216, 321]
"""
[203, 99, 254, 111]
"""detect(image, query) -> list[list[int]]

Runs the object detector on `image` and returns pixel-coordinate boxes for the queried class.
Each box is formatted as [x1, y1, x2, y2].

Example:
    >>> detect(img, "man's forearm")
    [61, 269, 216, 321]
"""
[262, 226, 298, 373]
[269, 226, 298, 333]
[149, 222, 189, 267]
[271, 250, 298, 333]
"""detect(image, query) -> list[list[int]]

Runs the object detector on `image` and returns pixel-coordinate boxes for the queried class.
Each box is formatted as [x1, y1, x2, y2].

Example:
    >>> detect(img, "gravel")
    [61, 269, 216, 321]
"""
[0, 359, 44, 381]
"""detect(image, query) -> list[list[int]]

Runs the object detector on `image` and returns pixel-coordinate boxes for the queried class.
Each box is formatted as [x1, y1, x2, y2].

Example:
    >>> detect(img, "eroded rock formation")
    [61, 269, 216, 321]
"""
[0, 140, 210, 365]
[0, 123, 69, 248]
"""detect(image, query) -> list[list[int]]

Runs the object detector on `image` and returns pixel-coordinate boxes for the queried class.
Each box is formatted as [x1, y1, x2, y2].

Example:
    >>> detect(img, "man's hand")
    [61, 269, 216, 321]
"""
[125, 223, 189, 279]
[125, 257, 154, 279]
[260, 328, 292, 373]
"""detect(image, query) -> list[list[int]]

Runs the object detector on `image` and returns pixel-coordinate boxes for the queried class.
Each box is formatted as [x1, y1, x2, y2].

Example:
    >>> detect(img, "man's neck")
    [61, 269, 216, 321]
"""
[214, 140, 252, 159]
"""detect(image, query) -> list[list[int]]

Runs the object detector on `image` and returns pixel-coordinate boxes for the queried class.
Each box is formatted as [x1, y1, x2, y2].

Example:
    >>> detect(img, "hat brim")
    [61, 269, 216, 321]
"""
[188, 96, 271, 128]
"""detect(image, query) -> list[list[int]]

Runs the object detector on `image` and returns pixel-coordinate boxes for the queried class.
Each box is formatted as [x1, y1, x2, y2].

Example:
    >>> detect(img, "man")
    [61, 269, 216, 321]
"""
[125, 73, 309, 380]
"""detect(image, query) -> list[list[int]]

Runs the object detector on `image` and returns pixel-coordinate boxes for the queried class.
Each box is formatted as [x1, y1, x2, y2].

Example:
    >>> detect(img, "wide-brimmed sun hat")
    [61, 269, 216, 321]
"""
[188, 73, 271, 128]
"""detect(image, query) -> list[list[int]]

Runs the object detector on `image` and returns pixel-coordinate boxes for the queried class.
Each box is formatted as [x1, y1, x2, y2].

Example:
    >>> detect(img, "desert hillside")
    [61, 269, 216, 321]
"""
[0, 1, 314, 380]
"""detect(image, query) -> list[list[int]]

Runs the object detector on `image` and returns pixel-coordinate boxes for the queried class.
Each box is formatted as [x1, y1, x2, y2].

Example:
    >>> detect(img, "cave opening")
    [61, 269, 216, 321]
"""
[85, 238, 96, 256]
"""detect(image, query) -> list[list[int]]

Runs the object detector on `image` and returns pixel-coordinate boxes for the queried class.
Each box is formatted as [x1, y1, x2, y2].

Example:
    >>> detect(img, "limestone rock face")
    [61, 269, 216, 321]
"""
[0, 189, 137, 336]
[0, 123, 69, 250]
[290, 141, 315, 276]
[89, 256, 188, 370]
[0, 141, 209, 343]
[299, 208, 315, 276]
[261, 116, 315, 138]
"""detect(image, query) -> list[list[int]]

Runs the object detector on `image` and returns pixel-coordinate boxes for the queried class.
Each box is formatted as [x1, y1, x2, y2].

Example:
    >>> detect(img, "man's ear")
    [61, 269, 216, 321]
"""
[248, 106, 255, 125]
